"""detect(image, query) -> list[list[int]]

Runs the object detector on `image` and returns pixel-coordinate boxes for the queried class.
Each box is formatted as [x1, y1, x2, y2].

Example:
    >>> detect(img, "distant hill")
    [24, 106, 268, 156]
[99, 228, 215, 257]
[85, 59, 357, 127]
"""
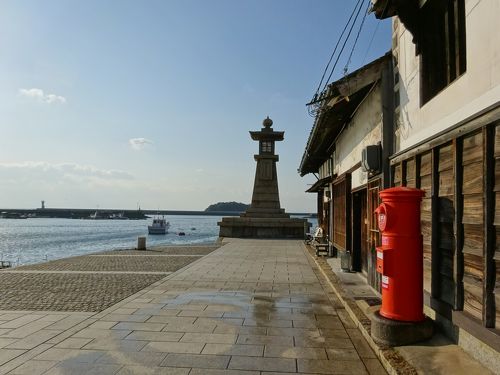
[205, 202, 249, 212]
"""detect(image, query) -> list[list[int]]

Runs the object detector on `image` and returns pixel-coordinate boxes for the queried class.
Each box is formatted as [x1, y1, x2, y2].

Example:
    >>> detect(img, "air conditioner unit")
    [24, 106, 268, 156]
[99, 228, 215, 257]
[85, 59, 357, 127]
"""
[361, 144, 381, 173]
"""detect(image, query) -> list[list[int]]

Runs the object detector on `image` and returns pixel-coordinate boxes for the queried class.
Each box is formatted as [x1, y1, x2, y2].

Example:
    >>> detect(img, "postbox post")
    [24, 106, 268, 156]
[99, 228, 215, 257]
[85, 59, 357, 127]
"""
[375, 187, 425, 322]
[370, 187, 433, 346]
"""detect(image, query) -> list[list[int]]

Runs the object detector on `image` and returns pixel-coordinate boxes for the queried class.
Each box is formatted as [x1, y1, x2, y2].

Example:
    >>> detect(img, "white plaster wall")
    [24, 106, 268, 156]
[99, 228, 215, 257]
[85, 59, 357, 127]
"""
[351, 166, 368, 190]
[396, 0, 500, 151]
[334, 84, 383, 179]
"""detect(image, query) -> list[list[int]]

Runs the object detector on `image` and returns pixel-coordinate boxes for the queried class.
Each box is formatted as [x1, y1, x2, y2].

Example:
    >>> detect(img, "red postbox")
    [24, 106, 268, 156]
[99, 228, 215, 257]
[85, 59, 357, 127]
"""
[375, 187, 425, 322]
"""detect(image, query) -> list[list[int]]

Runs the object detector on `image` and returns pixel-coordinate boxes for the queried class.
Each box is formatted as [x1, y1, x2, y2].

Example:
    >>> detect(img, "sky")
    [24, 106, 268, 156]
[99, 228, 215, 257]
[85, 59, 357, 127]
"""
[0, 0, 390, 212]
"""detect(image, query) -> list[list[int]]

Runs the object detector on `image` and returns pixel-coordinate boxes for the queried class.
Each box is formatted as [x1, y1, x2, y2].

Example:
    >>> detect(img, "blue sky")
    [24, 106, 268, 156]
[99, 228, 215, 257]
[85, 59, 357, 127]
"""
[0, 0, 390, 211]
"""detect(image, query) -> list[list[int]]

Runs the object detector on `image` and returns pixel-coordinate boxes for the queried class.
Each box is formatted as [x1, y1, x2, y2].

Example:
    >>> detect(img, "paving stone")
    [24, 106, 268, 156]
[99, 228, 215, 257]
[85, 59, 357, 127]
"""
[297, 358, 368, 374]
[83, 338, 147, 352]
[123, 331, 183, 342]
[146, 316, 196, 325]
[0, 349, 26, 366]
[213, 326, 266, 336]
[142, 341, 205, 354]
[0, 273, 164, 312]
[46, 362, 122, 375]
[346, 329, 377, 359]
[6, 329, 62, 350]
[201, 343, 263, 357]
[362, 358, 389, 374]
[55, 337, 93, 349]
[0, 338, 17, 349]
[115, 365, 190, 375]
[228, 355, 296, 372]
[7, 359, 58, 375]
[112, 322, 165, 332]
[189, 369, 259, 375]
[161, 353, 230, 369]
[162, 323, 216, 334]
[179, 333, 237, 344]
[294, 336, 355, 349]
[73, 328, 131, 339]
[236, 335, 294, 346]
[34, 348, 105, 363]
[326, 348, 361, 360]
[96, 351, 167, 366]
[264, 345, 328, 359]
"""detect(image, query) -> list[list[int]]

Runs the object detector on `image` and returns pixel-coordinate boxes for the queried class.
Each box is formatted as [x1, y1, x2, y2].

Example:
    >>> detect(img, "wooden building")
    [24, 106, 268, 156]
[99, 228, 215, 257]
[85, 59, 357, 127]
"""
[371, 0, 499, 367]
[299, 53, 394, 290]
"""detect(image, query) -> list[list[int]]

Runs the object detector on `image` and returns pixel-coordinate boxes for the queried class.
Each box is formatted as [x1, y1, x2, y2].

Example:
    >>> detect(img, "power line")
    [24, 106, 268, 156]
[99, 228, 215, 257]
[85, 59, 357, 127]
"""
[362, 21, 380, 65]
[312, 0, 363, 99]
[322, 0, 365, 92]
[343, 1, 371, 75]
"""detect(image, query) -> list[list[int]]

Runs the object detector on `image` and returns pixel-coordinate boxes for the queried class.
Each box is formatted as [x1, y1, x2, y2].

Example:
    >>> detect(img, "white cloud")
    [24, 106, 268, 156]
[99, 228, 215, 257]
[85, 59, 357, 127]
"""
[0, 161, 133, 183]
[129, 138, 153, 151]
[19, 88, 66, 104]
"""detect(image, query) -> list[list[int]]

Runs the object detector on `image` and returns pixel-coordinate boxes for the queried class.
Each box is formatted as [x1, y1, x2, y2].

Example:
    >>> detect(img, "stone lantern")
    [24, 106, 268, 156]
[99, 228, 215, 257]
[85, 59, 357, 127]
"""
[218, 117, 310, 238]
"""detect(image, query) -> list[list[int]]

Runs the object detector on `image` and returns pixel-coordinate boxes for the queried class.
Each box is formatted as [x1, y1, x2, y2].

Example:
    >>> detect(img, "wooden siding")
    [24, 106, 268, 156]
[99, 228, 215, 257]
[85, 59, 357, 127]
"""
[462, 131, 484, 321]
[333, 176, 351, 251]
[392, 123, 500, 330]
[367, 179, 382, 292]
[419, 152, 433, 293]
[494, 125, 500, 328]
[437, 144, 455, 306]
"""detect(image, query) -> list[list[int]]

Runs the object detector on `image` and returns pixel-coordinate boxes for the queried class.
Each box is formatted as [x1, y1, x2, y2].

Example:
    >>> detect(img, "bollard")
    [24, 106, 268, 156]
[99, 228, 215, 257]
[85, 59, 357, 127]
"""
[137, 236, 146, 250]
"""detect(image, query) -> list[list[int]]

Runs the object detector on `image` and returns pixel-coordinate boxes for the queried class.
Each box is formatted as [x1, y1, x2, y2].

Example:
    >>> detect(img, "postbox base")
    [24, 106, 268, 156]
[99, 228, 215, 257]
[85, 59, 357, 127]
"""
[371, 309, 433, 347]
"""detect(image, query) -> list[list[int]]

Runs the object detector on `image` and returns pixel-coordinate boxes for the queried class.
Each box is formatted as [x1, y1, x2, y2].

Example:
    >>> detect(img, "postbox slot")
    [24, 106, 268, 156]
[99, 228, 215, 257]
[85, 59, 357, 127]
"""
[376, 247, 393, 276]
[376, 246, 384, 274]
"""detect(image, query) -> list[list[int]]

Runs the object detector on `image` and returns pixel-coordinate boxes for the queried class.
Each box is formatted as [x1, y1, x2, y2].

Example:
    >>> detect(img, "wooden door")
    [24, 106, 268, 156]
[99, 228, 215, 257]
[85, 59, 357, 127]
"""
[367, 179, 382, 291]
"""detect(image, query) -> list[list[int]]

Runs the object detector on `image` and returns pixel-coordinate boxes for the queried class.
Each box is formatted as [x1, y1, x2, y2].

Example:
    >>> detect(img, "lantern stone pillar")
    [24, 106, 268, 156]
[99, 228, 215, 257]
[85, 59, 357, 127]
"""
[218, 117, 310, 239]
[242, 116, 289, 218]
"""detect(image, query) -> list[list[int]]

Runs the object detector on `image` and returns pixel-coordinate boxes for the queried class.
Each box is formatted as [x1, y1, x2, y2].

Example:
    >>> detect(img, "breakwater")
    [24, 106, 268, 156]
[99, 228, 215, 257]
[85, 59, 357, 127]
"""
[0, 208, 315, 219]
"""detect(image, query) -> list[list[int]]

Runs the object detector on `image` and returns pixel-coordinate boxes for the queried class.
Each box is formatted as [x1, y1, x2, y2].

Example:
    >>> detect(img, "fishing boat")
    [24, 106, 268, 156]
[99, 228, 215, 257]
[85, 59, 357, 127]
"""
[148, 215, 170, 235]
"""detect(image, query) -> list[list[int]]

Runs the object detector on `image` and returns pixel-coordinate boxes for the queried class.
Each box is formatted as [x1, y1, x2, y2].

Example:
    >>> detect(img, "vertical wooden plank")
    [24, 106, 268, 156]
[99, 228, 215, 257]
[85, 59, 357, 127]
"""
[415, 155, 420, 188]
[346, 174, 352, 258]
[401, 161, 407, 186]
[431, 148, 441, 299]
[454, 138, 464, 310]
[484, 126, 495, 327]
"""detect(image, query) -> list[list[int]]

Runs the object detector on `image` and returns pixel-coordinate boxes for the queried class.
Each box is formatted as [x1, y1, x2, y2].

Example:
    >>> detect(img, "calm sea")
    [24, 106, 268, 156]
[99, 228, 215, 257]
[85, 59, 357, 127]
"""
[0, 215, 316, 266]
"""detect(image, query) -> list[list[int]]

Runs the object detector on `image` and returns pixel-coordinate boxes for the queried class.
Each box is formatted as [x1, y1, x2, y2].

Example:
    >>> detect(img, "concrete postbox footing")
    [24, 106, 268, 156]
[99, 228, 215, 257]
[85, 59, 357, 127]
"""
[370, 309, 434, 347]
[137, 236, 146, 250]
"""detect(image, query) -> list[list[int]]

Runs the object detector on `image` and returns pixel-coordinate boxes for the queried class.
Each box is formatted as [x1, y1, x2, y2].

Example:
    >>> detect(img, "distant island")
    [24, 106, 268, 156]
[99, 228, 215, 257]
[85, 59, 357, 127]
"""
[205, 202, 249, 212]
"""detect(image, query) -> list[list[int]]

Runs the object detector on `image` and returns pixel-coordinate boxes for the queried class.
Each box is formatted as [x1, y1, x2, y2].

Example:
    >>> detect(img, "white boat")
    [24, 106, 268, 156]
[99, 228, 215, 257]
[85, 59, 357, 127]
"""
[148, 216, 170, 235]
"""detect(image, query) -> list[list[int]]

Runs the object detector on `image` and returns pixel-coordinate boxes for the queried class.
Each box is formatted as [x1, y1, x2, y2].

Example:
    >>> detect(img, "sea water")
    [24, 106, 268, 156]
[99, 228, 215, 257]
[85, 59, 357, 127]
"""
[0, 216, 316, 266]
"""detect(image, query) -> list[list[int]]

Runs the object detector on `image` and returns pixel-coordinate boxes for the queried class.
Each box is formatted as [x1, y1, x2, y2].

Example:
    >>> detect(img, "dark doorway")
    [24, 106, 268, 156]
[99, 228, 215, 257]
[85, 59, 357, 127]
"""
[352, 189, 368, 273]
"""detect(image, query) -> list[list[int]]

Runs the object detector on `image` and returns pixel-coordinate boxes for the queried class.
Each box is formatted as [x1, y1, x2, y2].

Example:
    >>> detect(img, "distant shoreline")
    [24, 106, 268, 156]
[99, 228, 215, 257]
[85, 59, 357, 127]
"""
[0, 208, 316, 219]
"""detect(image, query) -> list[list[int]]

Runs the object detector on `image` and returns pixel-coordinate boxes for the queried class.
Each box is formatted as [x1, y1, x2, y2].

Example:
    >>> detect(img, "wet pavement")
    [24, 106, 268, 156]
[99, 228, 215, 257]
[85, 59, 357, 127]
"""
[0, 239, 386, 374]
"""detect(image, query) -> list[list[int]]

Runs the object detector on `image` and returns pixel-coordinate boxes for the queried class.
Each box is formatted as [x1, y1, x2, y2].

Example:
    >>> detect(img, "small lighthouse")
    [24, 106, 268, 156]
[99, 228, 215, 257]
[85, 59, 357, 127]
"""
[218, 117, 309, 238]
[242, 116, 289, 218]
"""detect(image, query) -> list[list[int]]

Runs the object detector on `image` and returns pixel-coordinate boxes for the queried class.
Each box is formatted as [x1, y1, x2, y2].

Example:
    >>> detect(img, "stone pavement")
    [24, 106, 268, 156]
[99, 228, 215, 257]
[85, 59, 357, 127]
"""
[318, 256, 495, 375]
[0, 246, 219, 312]
[0, 239, 386, 374]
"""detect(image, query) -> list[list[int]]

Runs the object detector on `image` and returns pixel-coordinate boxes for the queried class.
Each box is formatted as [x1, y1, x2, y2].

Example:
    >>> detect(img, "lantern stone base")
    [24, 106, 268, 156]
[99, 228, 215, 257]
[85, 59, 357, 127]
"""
[218, 217, 310, 239]
[370, 309, 434, 347]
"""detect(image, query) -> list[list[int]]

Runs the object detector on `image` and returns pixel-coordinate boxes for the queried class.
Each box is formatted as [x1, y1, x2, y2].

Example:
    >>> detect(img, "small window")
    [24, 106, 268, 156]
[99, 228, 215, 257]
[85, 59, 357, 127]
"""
[420, 0, 466, 105]
[261, 141, 273, 153]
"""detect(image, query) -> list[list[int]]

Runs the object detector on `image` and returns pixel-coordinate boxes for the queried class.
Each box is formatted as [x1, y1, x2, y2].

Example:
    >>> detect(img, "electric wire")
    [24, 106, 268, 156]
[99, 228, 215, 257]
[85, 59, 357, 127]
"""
[343, 1, 371, 75]
[312, 0, 363, 99]
[322, 0, 365, 92]
[362, 20, 380, 65]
